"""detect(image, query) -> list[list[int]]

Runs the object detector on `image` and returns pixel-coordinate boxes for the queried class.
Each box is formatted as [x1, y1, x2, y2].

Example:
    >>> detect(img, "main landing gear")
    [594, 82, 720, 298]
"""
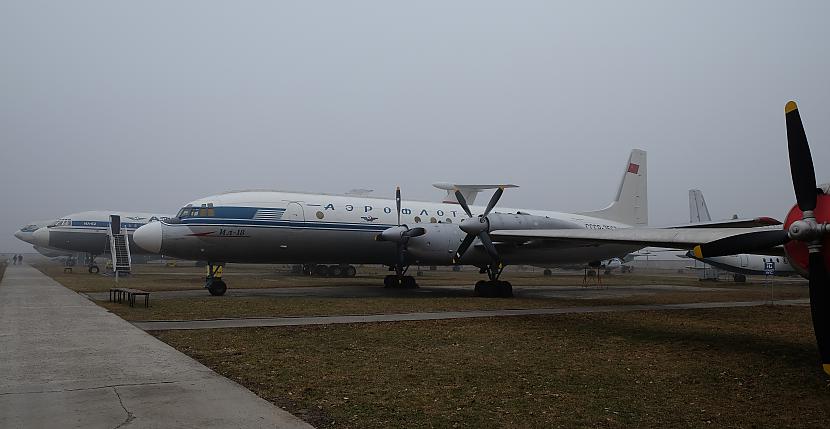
[86, 254, 99, 274]
[205, 262, 227, 296]
[384, 264, 418, 289]
[474, 264, 513, 298]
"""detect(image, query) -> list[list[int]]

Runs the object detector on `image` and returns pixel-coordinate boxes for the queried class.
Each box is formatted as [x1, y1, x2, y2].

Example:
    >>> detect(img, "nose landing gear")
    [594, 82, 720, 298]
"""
[205, 263, 227, 296]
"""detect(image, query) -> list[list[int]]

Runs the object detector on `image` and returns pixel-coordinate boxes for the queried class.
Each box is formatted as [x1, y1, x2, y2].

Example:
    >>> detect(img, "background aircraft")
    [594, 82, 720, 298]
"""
[30, 210, 171, 273]
[684, 189, 795, 280]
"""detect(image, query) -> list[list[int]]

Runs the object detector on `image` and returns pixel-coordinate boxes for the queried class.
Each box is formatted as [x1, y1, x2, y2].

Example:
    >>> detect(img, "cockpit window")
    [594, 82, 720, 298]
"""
[178, 206, 215, 219]
[49, 218, 71, 227]
[21, 224, 39, 232]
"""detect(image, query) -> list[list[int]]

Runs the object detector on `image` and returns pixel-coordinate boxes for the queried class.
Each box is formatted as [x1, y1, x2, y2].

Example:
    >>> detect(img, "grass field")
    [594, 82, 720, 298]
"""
[154, 306, 830, 428]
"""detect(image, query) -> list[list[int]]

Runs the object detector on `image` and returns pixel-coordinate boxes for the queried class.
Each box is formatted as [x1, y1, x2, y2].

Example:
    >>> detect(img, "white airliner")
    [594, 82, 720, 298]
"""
[133, 149, 779, 297]
[684, 189, 795, 279]
[14, 221, 76, 260]
[28, 211, 172, 273]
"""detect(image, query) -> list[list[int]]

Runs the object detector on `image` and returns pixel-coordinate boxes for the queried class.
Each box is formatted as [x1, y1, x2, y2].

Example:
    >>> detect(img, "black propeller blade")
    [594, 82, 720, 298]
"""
[455, 190, 473, 217]
[786, 101, 818, 212]
[808, 252, 830, 375]
[784, 101, 830, 375]
[692, 229, 790, 259]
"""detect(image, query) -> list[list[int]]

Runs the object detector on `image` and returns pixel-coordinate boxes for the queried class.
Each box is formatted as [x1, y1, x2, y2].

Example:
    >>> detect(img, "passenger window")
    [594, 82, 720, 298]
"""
[414, 216, 421, 223]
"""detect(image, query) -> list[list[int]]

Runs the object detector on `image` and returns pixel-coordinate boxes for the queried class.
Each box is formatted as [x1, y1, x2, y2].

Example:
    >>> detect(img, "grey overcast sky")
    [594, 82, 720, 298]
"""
[1, 1, 829, 252]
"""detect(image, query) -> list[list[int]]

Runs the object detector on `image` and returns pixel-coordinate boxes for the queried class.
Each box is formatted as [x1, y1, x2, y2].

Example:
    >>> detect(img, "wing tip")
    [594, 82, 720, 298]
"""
[823, 363, 830, 376]
[692, 245, 703, 259]
[785, 100, 798, 114]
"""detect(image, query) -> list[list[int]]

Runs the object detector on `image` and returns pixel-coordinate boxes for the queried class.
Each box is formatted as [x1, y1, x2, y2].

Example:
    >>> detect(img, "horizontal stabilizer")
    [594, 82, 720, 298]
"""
[433, 183, 518, 205]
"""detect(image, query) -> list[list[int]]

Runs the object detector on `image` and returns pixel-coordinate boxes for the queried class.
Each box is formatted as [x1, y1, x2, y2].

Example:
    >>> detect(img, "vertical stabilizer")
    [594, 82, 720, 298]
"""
[688, 189, 711, 223]
[579, 149, 647, 226]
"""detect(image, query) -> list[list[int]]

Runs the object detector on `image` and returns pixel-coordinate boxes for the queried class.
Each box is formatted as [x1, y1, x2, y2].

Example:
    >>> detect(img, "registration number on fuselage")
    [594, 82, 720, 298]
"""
[218, 228, 248, 237]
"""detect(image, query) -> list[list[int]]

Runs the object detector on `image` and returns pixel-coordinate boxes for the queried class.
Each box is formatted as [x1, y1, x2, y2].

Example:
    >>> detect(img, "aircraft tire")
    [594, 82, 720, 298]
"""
[474, 280, 486, 296]
[345, 265, 357, 277]
[383, 275, 398, 288]
[498, 281, 513, 298]
[733, 274, 747, 283]
[402, 276, 418, 289]
[208, 279, 227, 296]
[88, 265, 99, 274]
[543, 269, 552, 276]
[329, 265, 343, 277]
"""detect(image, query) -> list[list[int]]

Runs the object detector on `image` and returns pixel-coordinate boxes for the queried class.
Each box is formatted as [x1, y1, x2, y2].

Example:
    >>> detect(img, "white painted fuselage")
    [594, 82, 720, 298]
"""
[136, 190, 641, 267]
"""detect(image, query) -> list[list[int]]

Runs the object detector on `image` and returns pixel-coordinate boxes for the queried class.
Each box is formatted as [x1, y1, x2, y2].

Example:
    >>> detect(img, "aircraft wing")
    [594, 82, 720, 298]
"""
[490, 227, 777, 251]
[667, 217, 781, 229]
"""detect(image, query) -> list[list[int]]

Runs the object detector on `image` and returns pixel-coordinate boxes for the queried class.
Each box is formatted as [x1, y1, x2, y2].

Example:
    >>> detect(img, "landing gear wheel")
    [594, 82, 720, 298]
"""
[208, 279, 227, 296]
[498, 281, 513, 298]
[329, 265, 343, 277]
[402, 276, 418, 289]
[733, 274, 747, 283]
[88, 265, 99, 274]
[474, 280, 486, 296]
[383, 275, 399, 288]
[345, 265, 357, 277]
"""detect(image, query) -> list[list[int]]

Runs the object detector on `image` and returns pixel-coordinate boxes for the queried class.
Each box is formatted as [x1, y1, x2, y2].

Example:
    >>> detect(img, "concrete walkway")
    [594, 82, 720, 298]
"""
[133, 298, 810, 331]
[0, 264, 313, 428]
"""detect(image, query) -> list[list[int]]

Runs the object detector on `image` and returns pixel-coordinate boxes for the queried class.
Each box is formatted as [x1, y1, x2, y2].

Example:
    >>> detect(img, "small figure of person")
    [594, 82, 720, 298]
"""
[13, 254, 19, 265]
[18, 254, 23, 264]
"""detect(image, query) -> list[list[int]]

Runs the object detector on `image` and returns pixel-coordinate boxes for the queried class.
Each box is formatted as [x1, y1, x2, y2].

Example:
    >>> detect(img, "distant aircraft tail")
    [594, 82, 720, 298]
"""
[688, 189, 711, 223]
[579, 149, 647, 226]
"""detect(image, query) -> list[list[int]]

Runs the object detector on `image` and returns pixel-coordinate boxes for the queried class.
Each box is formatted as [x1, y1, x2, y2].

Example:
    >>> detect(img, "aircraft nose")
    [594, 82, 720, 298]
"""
[133, 222, 162, 254]
[32, 227, 50, 247]
[13, 230, 26, 242]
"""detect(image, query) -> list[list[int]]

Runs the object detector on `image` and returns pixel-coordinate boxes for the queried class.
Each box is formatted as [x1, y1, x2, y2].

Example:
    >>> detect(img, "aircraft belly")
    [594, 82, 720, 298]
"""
[48, 230, 108, 254]
[165, 224, 397, 264]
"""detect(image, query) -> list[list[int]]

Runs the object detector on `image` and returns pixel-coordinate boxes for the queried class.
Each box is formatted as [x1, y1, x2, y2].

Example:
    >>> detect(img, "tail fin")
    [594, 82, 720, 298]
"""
[688, 189, 711, 223]
[579, 149, 647, 226]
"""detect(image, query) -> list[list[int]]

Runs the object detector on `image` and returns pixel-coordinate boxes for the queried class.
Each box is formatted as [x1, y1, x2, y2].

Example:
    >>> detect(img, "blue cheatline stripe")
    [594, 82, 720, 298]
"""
[70, 221, 146, 229]
[172, 218, 395, 232]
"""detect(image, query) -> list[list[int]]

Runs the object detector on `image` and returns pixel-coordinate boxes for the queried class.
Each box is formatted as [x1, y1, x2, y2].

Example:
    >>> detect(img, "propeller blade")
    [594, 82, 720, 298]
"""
[455, 190, 473, 217]
[453, 234, 476, 263]
[808, 252, 830, 375]
[692, 229, 790, 258]
[785, 101, 818, 212]
[483, 187, 504, 217]
[404, 227, 426, 238]
[477, 232, 500, 262]
[396, 186, 401, 226]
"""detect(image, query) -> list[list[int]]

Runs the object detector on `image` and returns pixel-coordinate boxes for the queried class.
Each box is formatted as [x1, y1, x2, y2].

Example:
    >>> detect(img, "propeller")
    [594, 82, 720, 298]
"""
[376, 187, 426, 267]
[695, 101, 830, 375]
[452, 187, 504, 264]
[784, 101, 830, 376]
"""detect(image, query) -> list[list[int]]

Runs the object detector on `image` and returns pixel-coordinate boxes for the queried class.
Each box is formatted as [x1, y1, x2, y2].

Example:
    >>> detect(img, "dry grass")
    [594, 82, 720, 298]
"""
[154, 306, 830, 428]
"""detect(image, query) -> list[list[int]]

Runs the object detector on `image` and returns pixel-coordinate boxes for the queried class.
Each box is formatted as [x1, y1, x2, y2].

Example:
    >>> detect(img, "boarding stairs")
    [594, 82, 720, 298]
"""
[108, 214, 132, 275]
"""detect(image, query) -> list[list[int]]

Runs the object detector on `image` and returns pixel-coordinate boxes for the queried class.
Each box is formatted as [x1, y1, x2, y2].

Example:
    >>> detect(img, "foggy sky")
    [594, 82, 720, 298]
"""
[2, 1, 829, 252]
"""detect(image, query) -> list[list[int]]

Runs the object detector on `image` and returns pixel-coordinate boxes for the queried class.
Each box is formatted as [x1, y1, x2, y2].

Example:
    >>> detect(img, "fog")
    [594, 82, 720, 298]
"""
[2, 1, 829, 252]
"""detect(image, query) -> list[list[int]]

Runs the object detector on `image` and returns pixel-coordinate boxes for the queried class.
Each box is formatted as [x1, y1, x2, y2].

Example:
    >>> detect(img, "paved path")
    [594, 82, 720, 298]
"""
[133, 298, 809, 331]
[0, 264, 313, 429]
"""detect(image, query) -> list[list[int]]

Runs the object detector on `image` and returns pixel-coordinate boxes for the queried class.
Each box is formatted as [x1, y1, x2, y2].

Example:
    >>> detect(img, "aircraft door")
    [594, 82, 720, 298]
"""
[739, 255, 749, 267]
[284, 202, 305, 222]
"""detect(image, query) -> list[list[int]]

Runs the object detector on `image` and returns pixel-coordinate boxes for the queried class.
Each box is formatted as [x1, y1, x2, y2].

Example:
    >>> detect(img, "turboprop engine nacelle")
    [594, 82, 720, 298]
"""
[459, 213, 577, 235]
[407, 214, 578, 265]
